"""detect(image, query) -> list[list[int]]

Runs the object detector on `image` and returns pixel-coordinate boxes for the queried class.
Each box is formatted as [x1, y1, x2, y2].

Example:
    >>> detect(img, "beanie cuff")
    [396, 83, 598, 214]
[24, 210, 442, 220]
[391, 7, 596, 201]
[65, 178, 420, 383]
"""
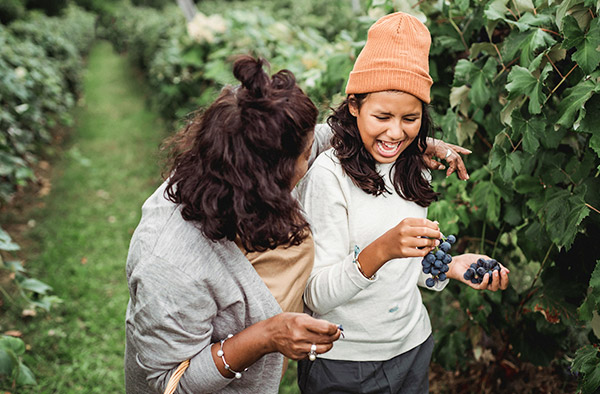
[345, 69, 433, 103]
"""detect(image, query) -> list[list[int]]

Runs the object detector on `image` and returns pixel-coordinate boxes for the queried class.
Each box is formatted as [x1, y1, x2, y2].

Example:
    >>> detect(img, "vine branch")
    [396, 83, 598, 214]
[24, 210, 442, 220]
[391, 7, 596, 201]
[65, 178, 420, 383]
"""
[587, 203, 600, 214]
[544, 64, 578, 104]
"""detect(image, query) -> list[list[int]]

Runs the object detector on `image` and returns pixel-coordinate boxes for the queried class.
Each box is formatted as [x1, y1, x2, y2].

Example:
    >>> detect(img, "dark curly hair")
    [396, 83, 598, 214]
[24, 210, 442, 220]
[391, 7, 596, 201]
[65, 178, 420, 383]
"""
[164, 55, 318, 252]
[328, 93, 438, 207]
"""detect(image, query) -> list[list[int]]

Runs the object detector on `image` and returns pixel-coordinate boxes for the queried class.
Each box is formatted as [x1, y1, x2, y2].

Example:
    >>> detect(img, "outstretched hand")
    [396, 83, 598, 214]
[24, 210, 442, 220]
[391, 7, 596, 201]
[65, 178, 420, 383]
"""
[266, 313, 341, 360]
[424, 138, 471, 181]
[447, 253, 510, 291]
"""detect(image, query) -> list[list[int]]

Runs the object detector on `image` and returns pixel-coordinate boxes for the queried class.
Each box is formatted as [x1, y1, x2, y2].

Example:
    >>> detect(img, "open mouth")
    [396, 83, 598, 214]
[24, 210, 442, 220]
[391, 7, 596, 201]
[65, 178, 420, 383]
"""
[376, 140, 402, 158]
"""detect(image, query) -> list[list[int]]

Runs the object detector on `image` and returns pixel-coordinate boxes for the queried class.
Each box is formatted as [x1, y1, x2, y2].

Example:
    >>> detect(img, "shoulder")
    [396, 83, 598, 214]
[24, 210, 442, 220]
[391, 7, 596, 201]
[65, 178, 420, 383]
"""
[127, 182, 242, 281]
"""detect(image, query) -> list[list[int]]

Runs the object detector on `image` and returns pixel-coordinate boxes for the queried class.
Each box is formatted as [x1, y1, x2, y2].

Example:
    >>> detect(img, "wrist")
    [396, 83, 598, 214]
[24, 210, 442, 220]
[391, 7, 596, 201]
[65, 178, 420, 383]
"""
[356, 240, 388, 278]
[260, 315, 280, 354]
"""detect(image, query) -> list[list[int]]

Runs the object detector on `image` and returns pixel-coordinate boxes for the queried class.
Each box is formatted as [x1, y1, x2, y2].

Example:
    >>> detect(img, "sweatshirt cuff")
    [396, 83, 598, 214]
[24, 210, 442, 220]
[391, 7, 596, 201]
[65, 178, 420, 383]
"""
[343, 247, 379, 288]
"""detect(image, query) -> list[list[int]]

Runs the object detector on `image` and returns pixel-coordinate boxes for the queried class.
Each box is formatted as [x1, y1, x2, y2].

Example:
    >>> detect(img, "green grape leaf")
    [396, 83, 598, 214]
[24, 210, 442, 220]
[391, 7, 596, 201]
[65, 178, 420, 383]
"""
[484, 0, 509, 21]
[450, 85, 471, 116]
[562, 15, 600, 75]
[502, 29, 556, 66]
[472, 181, 501, 222]
[511, 12, 554, 32]
[456, 118, 478, 144]
[514, 174, 543, 194]
[556, 79, 599, 128]
[542, 188, 590, 250]
[511, 112, 545, 153]
[590, 133, 600, 170]
[506, 64, 552, 114]
[572, 345, 600, 394]
[556, 0, 583, 29]
[453, 59, 479, 85]
[578, 261, 600, 321]
[578, 93, 600, 134]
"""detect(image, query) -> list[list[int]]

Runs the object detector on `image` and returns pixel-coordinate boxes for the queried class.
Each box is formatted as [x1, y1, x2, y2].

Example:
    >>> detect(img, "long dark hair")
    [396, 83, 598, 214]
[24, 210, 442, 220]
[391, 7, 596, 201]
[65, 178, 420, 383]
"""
[328, 93, 438, 207]
[164, 55, 318, 252]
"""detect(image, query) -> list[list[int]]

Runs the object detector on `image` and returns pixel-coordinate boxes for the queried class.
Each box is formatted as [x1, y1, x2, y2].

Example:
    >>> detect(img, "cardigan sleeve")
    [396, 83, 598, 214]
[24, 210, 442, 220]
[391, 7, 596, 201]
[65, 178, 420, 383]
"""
[127, 255, 233, 393]
[308, 124, 333, 168]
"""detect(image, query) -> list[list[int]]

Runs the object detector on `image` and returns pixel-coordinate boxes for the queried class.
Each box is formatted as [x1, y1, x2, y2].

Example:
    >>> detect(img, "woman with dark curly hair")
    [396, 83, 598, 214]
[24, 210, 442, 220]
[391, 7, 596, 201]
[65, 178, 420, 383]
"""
[124, 55, 341, 394]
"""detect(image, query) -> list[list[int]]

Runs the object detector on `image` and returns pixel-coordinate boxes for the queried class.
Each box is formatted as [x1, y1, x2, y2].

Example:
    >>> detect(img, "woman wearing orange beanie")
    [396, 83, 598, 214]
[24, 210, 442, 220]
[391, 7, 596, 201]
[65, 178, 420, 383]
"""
[296, 12, 511, 393]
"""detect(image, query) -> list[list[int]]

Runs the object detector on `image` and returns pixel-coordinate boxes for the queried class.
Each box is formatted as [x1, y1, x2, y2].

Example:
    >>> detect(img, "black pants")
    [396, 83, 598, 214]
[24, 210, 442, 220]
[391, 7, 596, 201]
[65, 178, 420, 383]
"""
[297, 334, 434, 394]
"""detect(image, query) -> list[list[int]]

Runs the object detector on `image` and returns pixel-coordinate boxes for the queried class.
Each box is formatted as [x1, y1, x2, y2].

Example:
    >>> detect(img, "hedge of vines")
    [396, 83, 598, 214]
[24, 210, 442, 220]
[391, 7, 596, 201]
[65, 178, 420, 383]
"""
[105, 0, 599, 391]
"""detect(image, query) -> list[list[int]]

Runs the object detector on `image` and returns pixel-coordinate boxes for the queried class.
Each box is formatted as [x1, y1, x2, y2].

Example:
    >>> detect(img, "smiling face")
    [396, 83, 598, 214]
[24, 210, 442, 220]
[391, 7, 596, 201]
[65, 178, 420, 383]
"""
[349, 91, 422, 164]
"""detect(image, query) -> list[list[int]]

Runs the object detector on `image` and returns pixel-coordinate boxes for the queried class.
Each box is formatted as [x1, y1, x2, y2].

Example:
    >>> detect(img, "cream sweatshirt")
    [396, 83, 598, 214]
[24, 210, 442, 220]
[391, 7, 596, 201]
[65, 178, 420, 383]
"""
[297, 148, 447, 362]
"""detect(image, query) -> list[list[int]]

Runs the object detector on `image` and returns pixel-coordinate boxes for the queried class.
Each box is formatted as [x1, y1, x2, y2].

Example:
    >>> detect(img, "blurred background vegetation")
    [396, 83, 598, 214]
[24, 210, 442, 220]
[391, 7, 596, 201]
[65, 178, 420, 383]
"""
[1, 0, 599, 393]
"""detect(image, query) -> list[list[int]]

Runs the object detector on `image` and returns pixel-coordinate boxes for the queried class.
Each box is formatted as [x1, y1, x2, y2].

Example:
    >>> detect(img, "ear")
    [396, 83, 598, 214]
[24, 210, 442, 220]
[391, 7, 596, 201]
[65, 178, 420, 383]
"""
[348, 95, 358, 117]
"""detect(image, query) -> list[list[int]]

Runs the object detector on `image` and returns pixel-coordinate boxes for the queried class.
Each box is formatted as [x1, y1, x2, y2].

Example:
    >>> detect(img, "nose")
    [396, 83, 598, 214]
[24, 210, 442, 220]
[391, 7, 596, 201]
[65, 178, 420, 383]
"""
[387, 120, 404, 140]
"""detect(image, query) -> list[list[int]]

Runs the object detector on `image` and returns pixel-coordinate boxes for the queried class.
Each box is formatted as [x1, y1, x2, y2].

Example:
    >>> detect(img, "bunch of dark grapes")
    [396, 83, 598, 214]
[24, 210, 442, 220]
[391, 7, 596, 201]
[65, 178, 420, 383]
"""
[463, 258, 501, 284]
[421, 234, 456, 287]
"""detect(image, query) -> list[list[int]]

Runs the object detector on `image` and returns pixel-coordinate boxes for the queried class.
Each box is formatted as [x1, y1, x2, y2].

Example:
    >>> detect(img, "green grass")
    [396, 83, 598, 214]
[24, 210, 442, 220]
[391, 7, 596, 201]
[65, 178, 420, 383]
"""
[0, 41, 166, 393]
[0, 40, 304, 394]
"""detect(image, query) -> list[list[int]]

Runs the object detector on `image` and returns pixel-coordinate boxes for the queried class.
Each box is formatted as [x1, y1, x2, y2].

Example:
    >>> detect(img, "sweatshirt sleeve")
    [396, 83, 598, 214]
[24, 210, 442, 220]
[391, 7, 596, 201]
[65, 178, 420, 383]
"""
[297, 159, 378, 315]
[127, 256, 233, 393]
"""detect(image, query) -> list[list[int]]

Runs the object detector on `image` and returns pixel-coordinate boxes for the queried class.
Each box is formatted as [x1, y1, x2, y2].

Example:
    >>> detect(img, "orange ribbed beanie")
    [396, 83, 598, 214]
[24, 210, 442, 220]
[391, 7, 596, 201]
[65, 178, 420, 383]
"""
[345, 12, 433, 103]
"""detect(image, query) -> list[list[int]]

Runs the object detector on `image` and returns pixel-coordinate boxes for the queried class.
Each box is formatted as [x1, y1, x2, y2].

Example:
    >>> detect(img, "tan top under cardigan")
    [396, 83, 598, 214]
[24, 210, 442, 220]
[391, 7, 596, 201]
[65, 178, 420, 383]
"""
[237, 231, 314, 314]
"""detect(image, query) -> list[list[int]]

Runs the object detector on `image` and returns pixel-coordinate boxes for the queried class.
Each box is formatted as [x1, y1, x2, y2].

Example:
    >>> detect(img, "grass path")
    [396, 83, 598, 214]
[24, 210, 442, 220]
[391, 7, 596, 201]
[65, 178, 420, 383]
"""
[3, 41, 167, 393]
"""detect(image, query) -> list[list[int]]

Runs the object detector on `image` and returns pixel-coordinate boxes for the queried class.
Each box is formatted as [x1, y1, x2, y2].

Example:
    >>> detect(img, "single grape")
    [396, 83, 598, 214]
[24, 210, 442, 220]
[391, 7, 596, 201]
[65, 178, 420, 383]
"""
[425, 278, 436, 287]
[438, 273, 447, 281]
[440, 242, 451, 252]
[447, 235, 456, 244]
[435, 250, 445, 260]
[442, 254, 452, 264]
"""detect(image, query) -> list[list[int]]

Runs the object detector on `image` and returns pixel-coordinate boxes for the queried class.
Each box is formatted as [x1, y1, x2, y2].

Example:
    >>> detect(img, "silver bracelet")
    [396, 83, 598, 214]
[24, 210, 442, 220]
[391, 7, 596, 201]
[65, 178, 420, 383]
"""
[217, 334, 248, 379]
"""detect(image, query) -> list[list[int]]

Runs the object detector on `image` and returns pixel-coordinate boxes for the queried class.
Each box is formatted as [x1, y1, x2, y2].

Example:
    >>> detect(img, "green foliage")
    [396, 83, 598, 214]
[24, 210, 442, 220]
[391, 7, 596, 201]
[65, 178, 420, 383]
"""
[0, 0, 25, 24]
[571, 345, 600, 394]
[131, 0, 171, 9]
[104, 0, 598, 390]
[0, 227, 62, 313]
[409, 0, 600, 390]
[104, 3, 365, 120]
[0, 335, 36, 389]
[25, 0, 69, 16]
[0, 5, 96, 205]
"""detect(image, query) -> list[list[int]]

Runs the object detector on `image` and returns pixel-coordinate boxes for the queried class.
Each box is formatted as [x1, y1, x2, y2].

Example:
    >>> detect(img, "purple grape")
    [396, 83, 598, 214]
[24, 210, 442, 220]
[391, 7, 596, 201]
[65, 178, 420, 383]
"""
[440, 242, 451, 252]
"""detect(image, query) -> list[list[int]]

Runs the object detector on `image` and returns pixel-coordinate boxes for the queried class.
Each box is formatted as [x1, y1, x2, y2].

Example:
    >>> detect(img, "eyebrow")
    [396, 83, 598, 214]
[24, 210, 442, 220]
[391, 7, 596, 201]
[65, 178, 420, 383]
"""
[375, 111, 421, 117]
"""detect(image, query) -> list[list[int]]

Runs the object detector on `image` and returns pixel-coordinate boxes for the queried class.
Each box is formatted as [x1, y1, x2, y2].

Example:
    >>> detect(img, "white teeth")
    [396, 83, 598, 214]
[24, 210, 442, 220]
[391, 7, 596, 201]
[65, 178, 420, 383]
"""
[378, 141, 400, 151]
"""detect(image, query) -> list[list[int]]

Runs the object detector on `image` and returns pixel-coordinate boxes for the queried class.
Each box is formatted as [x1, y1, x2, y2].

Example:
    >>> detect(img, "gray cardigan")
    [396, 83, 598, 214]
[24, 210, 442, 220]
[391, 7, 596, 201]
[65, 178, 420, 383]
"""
[124, 124, 332, 393]
[125, 181, 283, 393]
